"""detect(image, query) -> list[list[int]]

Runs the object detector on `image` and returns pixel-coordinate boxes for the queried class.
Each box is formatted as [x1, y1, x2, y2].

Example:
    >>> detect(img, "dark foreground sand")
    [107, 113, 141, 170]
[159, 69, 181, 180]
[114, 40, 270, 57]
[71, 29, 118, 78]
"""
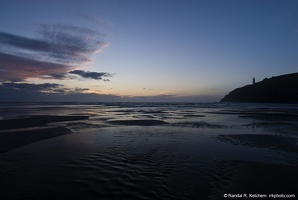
[211, 133, 298, 198]
[228, 161, 298, 193]
[210, 161, 298, 199]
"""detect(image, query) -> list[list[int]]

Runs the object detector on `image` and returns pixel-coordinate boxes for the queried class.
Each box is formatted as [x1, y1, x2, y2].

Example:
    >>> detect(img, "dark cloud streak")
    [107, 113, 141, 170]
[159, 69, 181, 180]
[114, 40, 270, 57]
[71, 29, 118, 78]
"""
[2, 82, 61, 90]
[0, 82, 121, 102]
[46, 70, 114, 81]
[0, 32, 52, 53]
[0, 52, 73, 81]
[69, 70, 113, 80]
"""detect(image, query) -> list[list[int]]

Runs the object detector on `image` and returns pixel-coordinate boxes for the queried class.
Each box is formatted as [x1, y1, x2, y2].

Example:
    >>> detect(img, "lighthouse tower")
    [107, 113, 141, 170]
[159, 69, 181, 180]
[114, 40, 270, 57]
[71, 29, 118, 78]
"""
[253, 77, 255, 85]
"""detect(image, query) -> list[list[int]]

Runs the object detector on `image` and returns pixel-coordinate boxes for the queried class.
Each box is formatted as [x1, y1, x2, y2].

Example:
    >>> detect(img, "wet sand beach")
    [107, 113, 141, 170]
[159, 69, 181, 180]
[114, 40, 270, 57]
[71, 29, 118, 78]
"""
[0, 103, 297, 199]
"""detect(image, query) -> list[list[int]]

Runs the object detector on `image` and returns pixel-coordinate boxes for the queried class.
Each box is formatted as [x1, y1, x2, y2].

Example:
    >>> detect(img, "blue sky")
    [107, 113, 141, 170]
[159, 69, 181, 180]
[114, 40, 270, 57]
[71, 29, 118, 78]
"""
[0, 0, 297, 102]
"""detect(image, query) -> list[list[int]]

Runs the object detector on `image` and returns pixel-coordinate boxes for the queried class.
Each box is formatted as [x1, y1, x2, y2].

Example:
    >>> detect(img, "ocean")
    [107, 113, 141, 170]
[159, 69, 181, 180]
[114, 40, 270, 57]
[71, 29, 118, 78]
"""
[0, 102, 297, 199]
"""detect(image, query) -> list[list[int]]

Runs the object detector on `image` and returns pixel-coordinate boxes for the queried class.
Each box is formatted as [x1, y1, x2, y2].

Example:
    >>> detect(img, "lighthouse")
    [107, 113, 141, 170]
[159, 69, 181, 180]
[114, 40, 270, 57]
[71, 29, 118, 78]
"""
[253, 77, 255, 85]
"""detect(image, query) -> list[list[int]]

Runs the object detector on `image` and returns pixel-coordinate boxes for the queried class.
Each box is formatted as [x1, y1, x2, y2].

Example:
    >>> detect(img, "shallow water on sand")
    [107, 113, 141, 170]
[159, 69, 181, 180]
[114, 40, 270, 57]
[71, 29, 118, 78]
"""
[0, 103, 298, 199]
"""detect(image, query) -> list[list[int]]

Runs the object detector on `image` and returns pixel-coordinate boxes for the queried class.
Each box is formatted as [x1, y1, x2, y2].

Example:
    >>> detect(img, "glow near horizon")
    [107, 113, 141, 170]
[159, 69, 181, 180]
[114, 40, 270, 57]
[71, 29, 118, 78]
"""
[1, 0, 298, 102]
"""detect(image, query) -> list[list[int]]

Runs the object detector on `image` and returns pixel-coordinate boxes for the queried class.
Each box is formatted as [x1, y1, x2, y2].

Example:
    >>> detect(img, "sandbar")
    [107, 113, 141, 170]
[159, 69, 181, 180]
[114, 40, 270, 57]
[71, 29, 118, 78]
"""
[0, 115, 89, 152]
[0, 127, 72, 152]
[107, 119, 167, 126]
[0, 115, 89, 130]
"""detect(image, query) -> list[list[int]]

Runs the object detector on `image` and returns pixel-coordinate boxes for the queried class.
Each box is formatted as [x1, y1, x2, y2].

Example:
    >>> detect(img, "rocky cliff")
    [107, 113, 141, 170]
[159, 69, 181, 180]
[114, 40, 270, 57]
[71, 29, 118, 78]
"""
[220, 73, 298, 103]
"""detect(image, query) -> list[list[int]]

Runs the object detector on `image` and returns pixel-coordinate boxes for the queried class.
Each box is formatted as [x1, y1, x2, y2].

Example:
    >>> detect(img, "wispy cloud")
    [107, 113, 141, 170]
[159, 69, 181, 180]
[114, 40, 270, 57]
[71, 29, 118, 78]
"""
[38, 24, 108, 63]
[0, 24, 110, 82]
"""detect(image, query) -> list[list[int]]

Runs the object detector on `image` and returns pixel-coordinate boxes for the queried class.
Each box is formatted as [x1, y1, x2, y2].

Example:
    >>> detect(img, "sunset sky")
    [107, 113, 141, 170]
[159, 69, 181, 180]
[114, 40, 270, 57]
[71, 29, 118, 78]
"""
[1, 0, 297, 102]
